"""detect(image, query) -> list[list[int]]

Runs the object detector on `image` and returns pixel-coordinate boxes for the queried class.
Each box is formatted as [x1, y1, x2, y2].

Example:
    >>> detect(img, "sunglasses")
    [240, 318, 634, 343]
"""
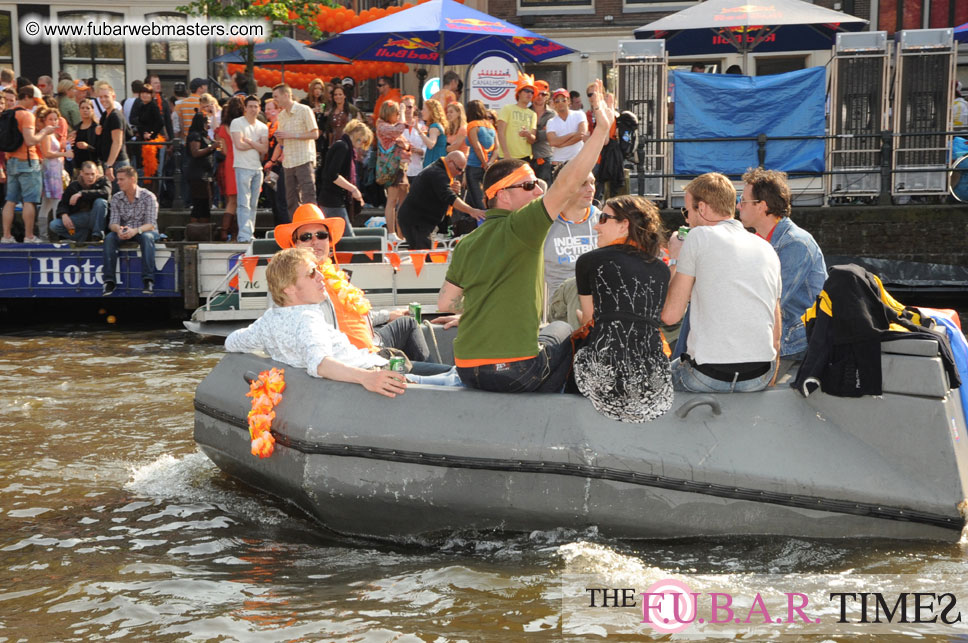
[377, 83, 387, 88]
[297, 230, 330, 242]
[504, 180, 538, 192]
[586, 93, 593, 98]
[737, 198, 763, 206]
[553, 97, 567, 103]
[306, 265, 322, 279]
[599, 212, 620, 224]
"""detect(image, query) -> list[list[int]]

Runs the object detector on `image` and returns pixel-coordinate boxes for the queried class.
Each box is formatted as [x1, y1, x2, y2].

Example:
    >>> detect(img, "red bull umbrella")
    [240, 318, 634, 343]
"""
[311, 0, 573, 74]
[635, 0, 866, 63]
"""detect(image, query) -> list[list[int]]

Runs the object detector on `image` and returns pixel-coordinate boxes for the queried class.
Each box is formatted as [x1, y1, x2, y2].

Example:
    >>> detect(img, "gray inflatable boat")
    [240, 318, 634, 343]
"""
[194, 333, 968, 542]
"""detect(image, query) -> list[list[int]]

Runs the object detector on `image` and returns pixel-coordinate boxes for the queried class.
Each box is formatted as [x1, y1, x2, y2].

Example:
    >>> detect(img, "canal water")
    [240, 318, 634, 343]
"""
[3, 324, 968, 641]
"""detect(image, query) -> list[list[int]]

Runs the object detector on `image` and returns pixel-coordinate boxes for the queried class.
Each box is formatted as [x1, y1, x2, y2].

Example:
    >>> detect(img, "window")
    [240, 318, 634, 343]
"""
[0, 12, 13, 66]
[525, 63, 566, 93]
[58, 11, 125, 92]
[146, 13, 189, 65]
[518, 0, 594, 14]
[755, 56, 807, 77]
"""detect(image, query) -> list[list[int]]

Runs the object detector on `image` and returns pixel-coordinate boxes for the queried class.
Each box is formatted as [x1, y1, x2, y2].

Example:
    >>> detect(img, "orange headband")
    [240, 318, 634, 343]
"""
[484, 164, 537, 200]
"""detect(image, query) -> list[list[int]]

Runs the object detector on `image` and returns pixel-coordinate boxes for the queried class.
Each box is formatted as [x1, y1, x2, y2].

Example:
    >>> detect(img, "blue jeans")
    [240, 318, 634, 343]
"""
[235, 167, 262, 243]
[6, 158, 42, 204]
[322, 205, 355, 237]
[49, 198, 108, 241]
[670, 357, 776, 393]
[103, 229, 158, 284]
[457, 321, 573, 393]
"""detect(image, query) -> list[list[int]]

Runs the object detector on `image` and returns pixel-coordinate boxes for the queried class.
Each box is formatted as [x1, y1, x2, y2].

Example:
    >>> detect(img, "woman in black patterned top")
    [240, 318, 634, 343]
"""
[573, 195, 673, 422]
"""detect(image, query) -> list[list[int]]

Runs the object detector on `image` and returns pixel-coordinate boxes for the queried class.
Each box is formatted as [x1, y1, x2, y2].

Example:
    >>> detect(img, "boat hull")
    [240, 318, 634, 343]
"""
[195, 341, 968, 542]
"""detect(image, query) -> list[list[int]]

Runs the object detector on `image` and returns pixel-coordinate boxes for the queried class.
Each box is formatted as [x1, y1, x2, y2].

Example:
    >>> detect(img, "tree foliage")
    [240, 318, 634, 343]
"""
[176, 1, 333, 91]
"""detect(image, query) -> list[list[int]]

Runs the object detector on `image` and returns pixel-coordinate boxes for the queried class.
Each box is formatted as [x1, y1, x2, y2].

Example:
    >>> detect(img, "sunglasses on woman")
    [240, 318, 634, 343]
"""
[599, 212, 620, 224]
[297, 230, 330, 242]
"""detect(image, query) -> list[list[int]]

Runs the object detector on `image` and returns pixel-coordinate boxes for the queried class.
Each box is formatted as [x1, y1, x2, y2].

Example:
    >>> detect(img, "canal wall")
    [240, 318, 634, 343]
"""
[658, 203, 968, 268]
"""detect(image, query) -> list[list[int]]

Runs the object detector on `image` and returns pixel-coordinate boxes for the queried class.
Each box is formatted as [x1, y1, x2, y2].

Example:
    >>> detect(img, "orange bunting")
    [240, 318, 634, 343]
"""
[363, 250, 375, 260]
[335, 251, 354, 264]
[429, 250, 448, 263]
[245, 368, 286, 458]
[411, 252, 426, 277]
[386, 252, 401, 270]
[241, 256, 259, 282]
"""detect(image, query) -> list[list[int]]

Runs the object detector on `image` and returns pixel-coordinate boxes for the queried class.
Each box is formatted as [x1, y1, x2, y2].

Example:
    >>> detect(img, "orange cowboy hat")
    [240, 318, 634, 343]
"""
[274, 204, 346, 249]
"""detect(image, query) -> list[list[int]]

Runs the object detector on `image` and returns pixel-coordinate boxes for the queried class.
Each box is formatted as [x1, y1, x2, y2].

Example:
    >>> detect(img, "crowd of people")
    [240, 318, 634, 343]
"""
[226, 79, 829, 424]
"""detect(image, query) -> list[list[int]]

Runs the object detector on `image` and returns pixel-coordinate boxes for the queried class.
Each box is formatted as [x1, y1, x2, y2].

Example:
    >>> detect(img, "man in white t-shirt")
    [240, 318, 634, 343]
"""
[230, 95, 269, 243]
[661, 172, 782, 393]
[545, 88, 588, 175]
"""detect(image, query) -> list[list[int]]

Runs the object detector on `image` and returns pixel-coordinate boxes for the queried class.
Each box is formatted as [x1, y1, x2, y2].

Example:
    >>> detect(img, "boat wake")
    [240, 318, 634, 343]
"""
[124, 451, 289, 526]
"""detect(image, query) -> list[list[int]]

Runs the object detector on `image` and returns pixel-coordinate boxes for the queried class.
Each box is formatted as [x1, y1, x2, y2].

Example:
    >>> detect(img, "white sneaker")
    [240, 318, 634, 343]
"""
[23, 236, 43, 244]
[387, 233, 401, 243]
[0, 236, 14, 244]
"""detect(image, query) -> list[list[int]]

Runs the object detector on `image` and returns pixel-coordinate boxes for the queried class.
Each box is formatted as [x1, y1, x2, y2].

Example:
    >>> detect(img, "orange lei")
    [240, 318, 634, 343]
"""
[245, 368, 286, 458]
[321, 260, 371, 316]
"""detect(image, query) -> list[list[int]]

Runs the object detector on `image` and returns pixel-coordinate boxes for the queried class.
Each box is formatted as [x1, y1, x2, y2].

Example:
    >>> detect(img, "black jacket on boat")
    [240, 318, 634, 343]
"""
[793, 264, 960, 397]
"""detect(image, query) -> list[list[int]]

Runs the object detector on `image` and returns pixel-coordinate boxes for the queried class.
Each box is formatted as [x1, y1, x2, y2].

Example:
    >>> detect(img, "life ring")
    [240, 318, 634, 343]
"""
[949, 154, 968, 203]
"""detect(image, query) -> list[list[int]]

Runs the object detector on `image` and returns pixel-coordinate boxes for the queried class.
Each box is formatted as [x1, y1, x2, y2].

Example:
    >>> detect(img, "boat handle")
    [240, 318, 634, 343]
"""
[675, 395, 722, 419]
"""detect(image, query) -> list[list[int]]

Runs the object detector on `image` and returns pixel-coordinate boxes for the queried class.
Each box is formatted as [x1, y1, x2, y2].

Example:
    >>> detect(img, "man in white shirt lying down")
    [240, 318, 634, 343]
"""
[225, 247, 463, 397]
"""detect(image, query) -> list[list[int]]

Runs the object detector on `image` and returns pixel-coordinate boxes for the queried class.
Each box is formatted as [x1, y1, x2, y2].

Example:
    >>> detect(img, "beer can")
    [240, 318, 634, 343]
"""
[387, 356, 407, 373]
[409, 302, 422, 325]
[677, 226, 689, 241]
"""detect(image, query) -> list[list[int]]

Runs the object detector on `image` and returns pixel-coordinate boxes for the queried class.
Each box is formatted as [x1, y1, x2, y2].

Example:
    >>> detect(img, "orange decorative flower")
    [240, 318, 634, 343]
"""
[320, 260, 371, 316]
[245, 368, 286, 459]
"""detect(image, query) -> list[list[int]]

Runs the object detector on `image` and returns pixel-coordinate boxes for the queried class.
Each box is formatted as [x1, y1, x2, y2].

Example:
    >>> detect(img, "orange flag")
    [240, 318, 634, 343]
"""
[241, 256, 259, 282]
[364, 250, 376, 261]
[335, 252, 353, 264]
[411, 252, 426, 277]
[387, 252, 401, 270]
[429, 250, 448, 263]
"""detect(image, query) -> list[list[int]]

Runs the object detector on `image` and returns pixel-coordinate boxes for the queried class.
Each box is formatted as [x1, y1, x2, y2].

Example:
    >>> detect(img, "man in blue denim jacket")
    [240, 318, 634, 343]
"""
[739, 168, 826, 359]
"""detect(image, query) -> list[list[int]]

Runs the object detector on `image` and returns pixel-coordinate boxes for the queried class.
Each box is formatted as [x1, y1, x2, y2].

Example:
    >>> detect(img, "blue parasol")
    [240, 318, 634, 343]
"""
[310, 0, 574, 77]
[955, 22, 968, 43]
[212, 37, 349, 82]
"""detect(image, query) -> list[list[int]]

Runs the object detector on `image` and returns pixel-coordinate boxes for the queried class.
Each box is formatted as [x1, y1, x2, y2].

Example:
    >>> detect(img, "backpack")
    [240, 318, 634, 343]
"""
[616, 110, 639, 162]
[0, 107, 25, 153]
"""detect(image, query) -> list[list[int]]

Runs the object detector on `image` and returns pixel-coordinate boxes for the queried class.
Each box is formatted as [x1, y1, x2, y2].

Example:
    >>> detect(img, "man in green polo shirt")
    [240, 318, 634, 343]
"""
[438, 80, 615, 393]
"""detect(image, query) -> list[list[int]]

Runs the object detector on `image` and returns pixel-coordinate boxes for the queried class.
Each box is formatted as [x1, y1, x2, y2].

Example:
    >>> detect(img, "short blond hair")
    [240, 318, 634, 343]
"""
[685, 172, 735, 219]
[266, 248, 316, 306]
[343, 118, 372, 147]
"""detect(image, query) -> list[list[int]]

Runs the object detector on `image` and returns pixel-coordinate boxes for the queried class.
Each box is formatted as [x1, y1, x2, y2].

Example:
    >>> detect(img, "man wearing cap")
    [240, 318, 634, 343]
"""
[546, 88, 588, 176]
[530, 80, 554, 186]
[496, 73, 537, 162]
[436, 80, 615, 393]
[340, 78, 357, 106]
[276, 204, 436, 366]
[273, 83, 320, 216]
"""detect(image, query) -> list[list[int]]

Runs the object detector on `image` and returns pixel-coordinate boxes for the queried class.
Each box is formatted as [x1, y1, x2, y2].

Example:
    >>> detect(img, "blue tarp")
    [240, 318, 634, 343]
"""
[672, 67, 826, 176]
